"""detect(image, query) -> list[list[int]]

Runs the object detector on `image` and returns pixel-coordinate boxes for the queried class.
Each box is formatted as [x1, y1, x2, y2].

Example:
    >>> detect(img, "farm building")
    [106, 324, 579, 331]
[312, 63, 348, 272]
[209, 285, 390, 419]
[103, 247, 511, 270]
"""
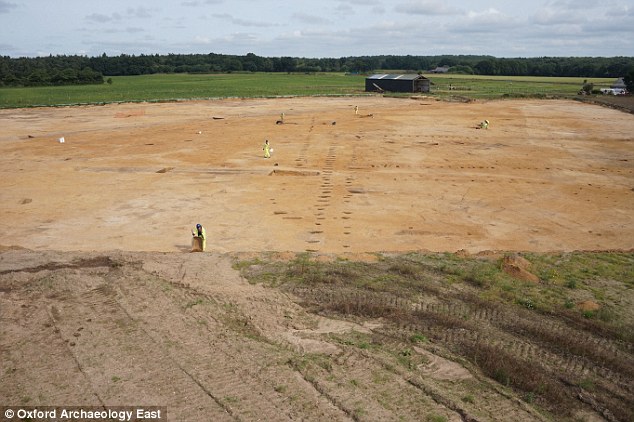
[365, 74, 430, 93]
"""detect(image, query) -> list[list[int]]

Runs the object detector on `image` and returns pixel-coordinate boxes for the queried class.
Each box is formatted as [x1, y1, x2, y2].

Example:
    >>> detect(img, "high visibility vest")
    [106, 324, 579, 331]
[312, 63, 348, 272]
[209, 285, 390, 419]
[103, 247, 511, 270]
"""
[193, 226, 206, 239]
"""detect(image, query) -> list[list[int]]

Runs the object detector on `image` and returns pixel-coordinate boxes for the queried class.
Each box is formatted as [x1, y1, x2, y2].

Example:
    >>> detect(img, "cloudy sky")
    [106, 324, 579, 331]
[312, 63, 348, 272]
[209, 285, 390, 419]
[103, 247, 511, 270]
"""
[1, 0, 633, 58]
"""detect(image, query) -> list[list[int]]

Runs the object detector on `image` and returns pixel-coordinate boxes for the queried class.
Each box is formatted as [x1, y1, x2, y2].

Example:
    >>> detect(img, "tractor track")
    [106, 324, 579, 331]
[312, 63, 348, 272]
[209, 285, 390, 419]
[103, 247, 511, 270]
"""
[286, 284, 634, 401]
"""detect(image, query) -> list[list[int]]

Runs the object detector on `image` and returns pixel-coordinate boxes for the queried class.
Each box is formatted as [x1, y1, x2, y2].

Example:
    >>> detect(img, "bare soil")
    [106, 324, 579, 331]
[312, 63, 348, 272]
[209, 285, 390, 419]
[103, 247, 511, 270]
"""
[1, 97, 633, 421]
[1, 96, 633, 254]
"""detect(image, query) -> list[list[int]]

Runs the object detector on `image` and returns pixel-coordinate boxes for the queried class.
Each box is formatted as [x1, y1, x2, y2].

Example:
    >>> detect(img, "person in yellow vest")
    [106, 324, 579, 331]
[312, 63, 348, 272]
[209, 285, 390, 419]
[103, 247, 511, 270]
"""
[191, 223, 206, 251]
[263, 139, 271, 158]
[478, 119, 489, 129]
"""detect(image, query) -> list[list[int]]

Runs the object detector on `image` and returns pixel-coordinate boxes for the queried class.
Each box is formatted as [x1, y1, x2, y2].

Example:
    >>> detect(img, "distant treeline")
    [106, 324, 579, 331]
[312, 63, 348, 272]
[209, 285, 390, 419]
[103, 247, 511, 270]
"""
[1, 53, 633, 87]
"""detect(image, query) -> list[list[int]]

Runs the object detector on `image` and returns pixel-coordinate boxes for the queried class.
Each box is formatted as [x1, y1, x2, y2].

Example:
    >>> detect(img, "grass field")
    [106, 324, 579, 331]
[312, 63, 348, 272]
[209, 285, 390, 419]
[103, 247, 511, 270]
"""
[0, 73, 365, 108]
[425, 74, 615, 98]
[0, 72, 618, 108]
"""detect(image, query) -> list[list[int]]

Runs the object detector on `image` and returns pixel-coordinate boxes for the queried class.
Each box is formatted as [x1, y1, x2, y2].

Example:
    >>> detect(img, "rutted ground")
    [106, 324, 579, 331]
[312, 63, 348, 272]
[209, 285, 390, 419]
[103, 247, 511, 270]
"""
[1, 249, 632, 421]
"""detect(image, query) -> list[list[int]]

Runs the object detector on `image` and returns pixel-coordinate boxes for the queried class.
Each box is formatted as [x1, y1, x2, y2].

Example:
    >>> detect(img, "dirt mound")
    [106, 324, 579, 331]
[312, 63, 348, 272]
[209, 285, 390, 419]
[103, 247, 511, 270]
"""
[577, 300, 601, 312]
[502, 254, 540, 283]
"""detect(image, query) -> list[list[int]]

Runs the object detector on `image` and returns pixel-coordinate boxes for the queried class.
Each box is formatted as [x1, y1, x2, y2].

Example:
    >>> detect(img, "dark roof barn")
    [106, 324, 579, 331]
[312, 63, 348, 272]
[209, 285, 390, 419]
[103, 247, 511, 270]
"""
[365, 74, 430, 93]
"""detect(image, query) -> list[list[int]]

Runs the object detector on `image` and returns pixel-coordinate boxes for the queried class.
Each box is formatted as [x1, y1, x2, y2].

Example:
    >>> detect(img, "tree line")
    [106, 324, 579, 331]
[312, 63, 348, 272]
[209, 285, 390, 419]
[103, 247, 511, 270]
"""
[1, 53, 633, 88]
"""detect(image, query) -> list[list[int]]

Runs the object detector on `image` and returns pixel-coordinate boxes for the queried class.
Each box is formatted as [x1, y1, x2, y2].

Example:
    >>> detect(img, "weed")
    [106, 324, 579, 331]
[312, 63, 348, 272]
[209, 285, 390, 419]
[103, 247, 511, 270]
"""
[463, 262, 500, 288]
[578, 378, 595, 391]
[523, 392, 535, 403]
[396, 349, 415, 369]
[352, 406, 366, 418]
[596, 306, 616, 323]
[517, 297, 535, 310]
[184, 298, 205, 309]
[111, 376, 121, 383]
[330, 331, 374, 350]
[461, 394, 475, 404]
[273, 385, 287, 394]
[289, 354, 333, 374]
[372, 371, 391, 384]
[410, 333, 428, 344]
[493, 367, 511, 386]
[388, 261, 420, 277]
[426, 414, 447, 422]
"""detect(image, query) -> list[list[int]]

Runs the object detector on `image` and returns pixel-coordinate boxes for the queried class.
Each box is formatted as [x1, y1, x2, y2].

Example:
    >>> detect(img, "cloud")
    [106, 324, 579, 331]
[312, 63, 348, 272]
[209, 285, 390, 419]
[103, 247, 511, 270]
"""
[293, 12, 331, 25]
[336, 0, 381, 5]
[0, 0, 17, 14]
[85, 7, 155, 25]
[179, 0, 221, 5]
[605, 4, 633, 18]
[531, 8, 585, 25]
[127, 7, 154, 19]
[546, 0, 606, 10]
[466, 8, 517, 26]
[394, 0, 460, 16]
[212, 13, 279, 27]
[440, 8, 520, 36]
[193, 35, 211, 44]
[86, 13, 123, 23]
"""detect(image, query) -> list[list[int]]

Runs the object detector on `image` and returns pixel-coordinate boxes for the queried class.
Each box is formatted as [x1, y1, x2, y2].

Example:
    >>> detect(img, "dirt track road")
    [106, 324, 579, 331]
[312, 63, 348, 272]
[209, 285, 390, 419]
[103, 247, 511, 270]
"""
[1, 97, 633, 254]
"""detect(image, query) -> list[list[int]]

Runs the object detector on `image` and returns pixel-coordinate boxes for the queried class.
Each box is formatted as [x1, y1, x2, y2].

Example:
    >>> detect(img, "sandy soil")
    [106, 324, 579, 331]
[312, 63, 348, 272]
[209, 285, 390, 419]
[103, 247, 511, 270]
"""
[1, 97, 633, 421]
[1, 97, 633, 254]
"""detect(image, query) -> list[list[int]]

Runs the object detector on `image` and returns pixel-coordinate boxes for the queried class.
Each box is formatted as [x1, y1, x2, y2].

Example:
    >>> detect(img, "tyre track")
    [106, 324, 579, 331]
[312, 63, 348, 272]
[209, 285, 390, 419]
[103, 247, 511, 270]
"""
[56, 277, 234, 421]
[287, 285, 633, 391]
[114, 264, 354, 421]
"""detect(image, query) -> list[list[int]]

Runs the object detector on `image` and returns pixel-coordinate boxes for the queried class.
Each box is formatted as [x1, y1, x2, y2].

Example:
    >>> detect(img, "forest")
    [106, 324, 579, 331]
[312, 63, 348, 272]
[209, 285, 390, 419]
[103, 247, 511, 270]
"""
[1, 52, 633, 88]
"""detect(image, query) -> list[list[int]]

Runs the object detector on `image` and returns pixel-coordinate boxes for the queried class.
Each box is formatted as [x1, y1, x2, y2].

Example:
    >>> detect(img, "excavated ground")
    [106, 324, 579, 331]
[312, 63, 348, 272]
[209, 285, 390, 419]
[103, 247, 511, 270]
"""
[1, 97, 633, 421]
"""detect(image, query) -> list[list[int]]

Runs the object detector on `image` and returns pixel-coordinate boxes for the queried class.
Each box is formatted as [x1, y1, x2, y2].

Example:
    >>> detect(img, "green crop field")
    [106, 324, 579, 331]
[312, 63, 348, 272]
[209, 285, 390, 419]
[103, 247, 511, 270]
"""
[0, 73, 366, 108]
[0, 72, 617, 108]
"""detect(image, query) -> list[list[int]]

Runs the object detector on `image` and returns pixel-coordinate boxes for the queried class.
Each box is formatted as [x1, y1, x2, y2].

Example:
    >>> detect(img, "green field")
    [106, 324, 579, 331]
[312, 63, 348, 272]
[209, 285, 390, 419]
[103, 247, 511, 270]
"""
[0, 72, 617, 108]
[424, 73, 614, 98]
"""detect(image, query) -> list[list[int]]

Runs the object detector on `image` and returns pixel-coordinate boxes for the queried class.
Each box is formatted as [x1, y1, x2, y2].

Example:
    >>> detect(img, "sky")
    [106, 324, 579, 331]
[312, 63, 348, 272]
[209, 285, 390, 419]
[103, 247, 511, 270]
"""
[1, 0, 633, 58]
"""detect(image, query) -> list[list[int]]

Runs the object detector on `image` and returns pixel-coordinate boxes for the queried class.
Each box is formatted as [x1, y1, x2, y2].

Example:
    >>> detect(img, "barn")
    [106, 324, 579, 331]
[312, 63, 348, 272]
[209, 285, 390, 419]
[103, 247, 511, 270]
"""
[365, 74, 430, 93]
